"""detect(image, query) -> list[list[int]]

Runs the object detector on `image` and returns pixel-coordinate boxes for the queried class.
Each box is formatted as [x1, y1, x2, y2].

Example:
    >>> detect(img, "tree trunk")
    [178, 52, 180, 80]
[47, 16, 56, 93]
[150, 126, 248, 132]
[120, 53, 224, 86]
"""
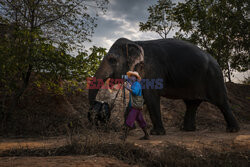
[7, 5, 35, 121]
[227, 62, 231, 82]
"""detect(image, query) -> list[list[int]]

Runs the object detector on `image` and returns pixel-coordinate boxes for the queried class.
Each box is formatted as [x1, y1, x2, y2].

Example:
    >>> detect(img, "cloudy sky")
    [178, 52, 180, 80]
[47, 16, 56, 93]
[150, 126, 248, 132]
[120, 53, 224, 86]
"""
[85, 0, 248, 83]
[85, 0, 179, 49]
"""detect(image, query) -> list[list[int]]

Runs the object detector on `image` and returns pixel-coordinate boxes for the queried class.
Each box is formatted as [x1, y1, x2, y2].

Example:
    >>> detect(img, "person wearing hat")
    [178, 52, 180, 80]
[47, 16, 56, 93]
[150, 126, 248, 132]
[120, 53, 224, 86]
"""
[120, 71, 149, 141]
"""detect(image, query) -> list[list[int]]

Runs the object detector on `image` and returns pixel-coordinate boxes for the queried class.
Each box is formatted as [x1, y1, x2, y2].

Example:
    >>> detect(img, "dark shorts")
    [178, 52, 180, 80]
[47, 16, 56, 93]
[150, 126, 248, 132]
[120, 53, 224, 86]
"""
[126, 107, 146, 128]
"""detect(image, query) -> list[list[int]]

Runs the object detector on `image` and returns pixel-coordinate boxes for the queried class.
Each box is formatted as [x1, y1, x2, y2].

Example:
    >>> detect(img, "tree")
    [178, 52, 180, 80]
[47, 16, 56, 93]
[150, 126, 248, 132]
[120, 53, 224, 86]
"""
[139, 0, 175, 39]
[173, 0, 249, 82]
[0, 0, 108, 88]
[0, 0, 109, 122]
[0, 0, 108, 49]
[31, 45, 106, 94]
[70, 46, 107, 82]
[0, 26, 106, 127]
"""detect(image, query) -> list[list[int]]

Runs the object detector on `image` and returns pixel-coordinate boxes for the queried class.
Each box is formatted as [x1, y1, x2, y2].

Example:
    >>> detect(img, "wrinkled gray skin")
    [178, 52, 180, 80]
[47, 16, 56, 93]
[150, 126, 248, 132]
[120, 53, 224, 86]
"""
[88, 38, 240, 135]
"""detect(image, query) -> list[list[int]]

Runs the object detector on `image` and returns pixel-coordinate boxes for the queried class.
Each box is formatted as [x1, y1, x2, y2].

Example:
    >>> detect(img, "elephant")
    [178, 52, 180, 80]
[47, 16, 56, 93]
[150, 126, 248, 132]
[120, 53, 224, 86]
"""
[88, 38, 240, 135]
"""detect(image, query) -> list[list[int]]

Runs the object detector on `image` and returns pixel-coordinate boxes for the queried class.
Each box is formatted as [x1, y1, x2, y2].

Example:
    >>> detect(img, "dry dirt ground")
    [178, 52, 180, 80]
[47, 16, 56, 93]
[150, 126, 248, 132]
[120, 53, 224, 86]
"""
[0, 82, 249, 166]
[0, 156, 136, 167]
[0, 136, 138, 167]
[0, 125, 249, 166]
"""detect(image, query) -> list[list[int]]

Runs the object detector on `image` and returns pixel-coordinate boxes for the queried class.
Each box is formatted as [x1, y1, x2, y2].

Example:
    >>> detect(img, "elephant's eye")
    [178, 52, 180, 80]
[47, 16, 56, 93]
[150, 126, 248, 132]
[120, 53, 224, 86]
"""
[109, 57, 117, 65]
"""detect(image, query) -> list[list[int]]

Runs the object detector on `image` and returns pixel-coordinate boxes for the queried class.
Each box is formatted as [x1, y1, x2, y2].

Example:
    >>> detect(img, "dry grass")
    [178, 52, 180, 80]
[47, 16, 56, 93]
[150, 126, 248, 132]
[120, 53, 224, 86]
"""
[1, 130, 249, 167]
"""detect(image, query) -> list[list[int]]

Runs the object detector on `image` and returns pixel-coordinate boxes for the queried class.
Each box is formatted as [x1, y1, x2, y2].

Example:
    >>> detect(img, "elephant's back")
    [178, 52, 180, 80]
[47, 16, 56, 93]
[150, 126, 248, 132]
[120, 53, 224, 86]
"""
[136, 38, 211, 64]
[136, 39, 222, 93]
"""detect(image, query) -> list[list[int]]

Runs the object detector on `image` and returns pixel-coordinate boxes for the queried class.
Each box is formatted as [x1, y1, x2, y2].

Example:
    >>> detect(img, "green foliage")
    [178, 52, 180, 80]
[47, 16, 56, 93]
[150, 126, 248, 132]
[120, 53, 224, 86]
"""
[0, 0, 109, 51]
[0, 0, 109, 116]
[0, 28, 106, 95]
[0, 27, 40, 94]
[75, 46, 106, 79]
[142, 0, 249, 82]
[0, 0, 108, 91]
[139, 0, 175, 38]
[173, 0, 249, 81]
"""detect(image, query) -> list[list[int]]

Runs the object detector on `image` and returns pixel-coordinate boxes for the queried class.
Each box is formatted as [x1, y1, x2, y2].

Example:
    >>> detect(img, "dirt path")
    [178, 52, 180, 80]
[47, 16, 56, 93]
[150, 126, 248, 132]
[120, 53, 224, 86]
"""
[0, 136, 138, 167]
[0, 125, 249, 167]
[128, 126, 250, 153]
[0, 136, 67, 151]
[1, 127, 249, 152]
[0, 155, 136, 167]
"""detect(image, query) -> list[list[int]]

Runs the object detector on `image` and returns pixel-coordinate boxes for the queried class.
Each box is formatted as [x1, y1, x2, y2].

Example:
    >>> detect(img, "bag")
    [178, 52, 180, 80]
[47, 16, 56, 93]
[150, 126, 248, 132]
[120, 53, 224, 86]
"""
[131, 94, 144, 110]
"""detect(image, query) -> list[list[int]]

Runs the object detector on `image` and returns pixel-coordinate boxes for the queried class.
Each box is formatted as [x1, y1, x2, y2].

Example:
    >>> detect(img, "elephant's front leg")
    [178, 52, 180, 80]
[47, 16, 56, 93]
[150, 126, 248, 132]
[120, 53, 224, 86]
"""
[144, 90, 165, 135]
[182, 100, 201, 131]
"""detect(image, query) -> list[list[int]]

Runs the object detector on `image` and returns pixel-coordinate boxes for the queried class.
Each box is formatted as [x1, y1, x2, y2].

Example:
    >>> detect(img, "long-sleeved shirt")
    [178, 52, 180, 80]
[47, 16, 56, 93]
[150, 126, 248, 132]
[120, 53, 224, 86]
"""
[128, 81, 142, 109]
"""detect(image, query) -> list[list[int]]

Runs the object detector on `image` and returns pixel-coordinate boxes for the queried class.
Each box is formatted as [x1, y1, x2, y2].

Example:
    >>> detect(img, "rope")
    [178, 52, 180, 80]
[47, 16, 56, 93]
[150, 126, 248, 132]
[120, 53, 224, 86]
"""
[109, 84, 122, 110]
[110, 82, 127, 110]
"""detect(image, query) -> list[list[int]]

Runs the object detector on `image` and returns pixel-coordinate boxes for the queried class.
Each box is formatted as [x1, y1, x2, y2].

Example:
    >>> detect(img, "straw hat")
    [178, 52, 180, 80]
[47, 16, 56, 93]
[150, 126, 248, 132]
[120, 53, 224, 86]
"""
[126, 71, 141, 80]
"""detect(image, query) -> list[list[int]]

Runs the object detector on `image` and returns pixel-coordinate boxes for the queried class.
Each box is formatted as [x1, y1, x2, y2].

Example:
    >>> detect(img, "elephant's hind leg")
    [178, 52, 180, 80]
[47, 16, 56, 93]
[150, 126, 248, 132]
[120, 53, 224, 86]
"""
[182, 100, 202, 131]
[216, 100, 240, 132]
[207, 84, 240, 132]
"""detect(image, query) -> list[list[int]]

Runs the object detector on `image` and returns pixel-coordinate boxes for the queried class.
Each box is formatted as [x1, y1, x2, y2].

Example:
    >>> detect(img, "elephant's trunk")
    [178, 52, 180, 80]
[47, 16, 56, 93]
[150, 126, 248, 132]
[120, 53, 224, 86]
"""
[88, 58, 113, 107]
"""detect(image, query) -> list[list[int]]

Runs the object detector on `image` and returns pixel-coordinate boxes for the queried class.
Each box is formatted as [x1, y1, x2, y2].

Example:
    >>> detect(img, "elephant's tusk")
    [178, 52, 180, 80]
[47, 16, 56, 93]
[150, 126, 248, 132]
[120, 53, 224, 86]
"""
[105, 78, 113, 93]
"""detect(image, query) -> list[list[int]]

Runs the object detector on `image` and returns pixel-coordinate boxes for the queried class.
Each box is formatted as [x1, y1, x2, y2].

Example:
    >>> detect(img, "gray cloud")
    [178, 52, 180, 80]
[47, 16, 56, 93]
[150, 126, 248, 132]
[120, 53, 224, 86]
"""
[109, 0, 156, 23]
[93, 17, 123, 37]
[85, 0, 158, 49]
[85, 0, 184, 49]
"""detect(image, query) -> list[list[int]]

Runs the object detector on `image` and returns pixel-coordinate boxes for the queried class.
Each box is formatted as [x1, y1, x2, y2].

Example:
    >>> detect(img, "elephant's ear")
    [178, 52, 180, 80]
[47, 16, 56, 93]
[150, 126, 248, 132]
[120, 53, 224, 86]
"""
[126, 43, 144, 71]
[134, 62, 145, 78]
